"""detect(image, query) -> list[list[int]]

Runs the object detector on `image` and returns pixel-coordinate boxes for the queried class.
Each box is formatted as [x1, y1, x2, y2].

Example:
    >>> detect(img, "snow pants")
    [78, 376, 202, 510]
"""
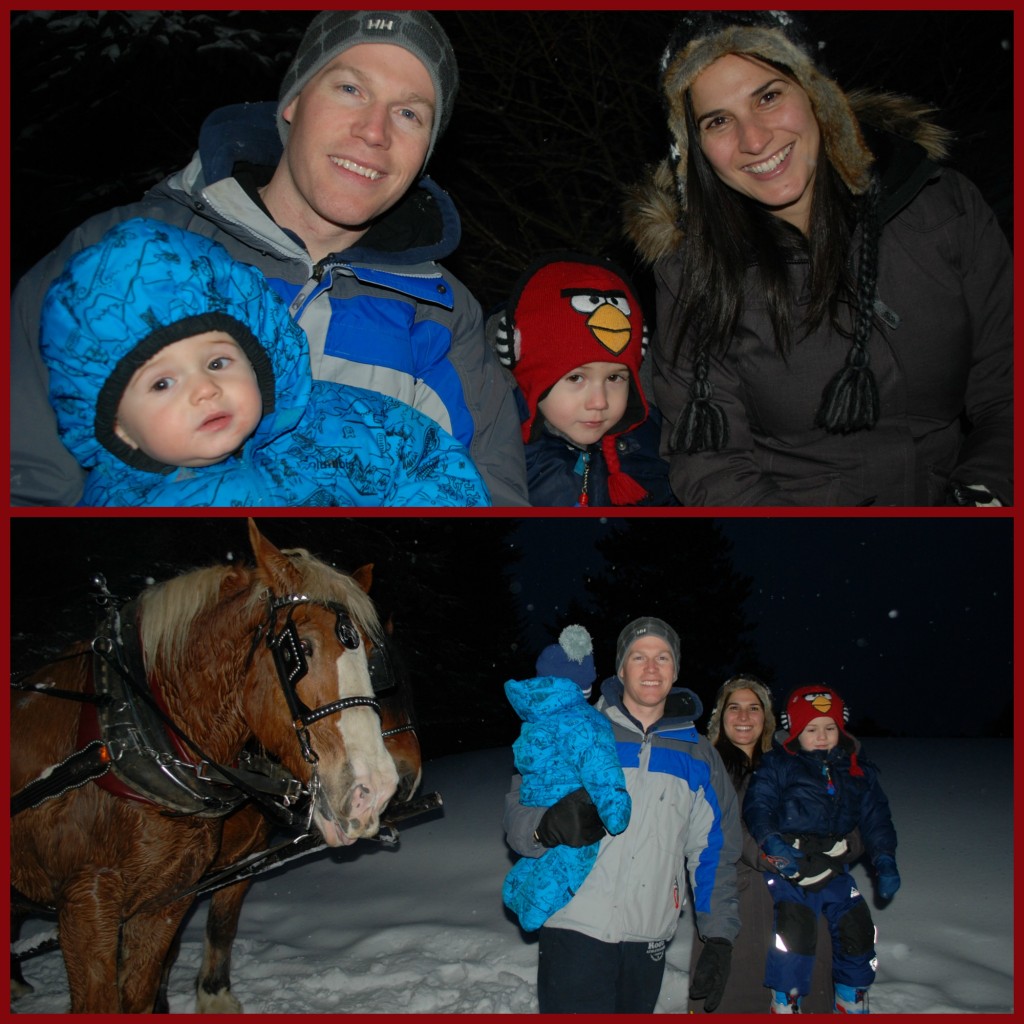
[537, 925, 667, 1013]
[763, 870, 877, 996]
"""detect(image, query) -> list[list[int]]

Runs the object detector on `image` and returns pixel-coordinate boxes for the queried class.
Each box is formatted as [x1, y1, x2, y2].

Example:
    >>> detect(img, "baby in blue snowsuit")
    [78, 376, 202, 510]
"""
[744, 686, 901, 1014]
[39, 218, 490, 507]
[502, 625, 631, 932]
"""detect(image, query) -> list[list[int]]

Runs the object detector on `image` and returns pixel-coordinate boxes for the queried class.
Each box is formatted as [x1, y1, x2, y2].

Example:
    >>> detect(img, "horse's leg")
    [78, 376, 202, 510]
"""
[195, 878, 254, 1013]
[154, 921, 183, 1013]
[195, 807, 272, 1013]
[59, 872, 125, 1013]
[118, 902, 195, 1013]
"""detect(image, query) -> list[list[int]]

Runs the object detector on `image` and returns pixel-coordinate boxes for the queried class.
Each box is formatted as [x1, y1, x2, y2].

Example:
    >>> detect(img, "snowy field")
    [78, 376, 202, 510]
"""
[11, 738, 1013, 1015]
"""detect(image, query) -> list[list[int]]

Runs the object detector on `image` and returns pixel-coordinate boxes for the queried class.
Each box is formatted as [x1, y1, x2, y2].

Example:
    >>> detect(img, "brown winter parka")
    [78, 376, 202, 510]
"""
[629, 97, 1013, 506]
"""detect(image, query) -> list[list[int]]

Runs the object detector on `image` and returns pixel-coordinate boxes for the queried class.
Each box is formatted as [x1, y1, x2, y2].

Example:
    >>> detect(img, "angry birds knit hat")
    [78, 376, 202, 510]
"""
[781, 685, 863, 773]
[491, 252, 651, 504]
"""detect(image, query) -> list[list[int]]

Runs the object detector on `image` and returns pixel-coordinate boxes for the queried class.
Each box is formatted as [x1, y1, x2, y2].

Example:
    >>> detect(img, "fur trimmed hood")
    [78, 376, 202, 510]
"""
[626, 90, 954, 264]
[626, 51, 953, 263]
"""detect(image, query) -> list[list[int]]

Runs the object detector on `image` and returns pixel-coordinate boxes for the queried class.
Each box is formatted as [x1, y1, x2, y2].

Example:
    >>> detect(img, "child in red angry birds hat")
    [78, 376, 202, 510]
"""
[490, 253, 677, 507]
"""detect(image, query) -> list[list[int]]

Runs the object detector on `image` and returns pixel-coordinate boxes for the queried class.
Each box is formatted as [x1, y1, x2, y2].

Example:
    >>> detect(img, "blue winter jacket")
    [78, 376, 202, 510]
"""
[743, 731, 898, 868]
[502, 675, 631, 932]
[39, 218, 490, 507]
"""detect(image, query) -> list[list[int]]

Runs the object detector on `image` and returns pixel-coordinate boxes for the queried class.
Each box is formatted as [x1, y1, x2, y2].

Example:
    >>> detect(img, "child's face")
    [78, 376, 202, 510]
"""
[797, 715, 839, 752]
[114, 331, 263, 468]
[537, 362, 630, 447]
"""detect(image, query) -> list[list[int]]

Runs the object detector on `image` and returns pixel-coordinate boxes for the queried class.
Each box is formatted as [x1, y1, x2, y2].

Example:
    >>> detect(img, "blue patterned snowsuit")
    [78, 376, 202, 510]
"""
[39, 218, 490, 507]
[502, 675, 631, 932]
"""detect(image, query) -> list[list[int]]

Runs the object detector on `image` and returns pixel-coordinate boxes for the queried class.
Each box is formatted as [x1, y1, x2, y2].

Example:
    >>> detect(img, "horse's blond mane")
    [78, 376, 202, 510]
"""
[137, 548, 380, 672]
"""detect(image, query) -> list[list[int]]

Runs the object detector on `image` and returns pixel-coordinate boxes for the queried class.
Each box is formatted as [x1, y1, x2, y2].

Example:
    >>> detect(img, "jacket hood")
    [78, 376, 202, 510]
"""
[40, 217, 310, 474]
[625, 91, 953, 265]
[504, 675, 590, 723]
[190, 101, 462, 266]
[599, 674, 703, 730]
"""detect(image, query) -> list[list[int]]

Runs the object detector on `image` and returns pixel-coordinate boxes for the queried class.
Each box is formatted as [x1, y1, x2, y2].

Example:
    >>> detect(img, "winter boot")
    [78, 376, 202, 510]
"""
[834, 983, 870, 1013]
[770, 989, 802, 1013]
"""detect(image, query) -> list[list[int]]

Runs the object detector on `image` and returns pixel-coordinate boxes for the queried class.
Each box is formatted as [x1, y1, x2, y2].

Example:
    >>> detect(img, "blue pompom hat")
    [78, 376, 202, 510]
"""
[535, 625, 596, 697]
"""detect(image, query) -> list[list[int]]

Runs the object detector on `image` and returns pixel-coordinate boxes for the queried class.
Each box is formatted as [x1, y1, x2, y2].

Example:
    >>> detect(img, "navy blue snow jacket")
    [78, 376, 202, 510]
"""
[39, 218, 490, 507]
[502, 675, 631, 931]
[525, 411, 679, 507]
[743, 731, 898, 870]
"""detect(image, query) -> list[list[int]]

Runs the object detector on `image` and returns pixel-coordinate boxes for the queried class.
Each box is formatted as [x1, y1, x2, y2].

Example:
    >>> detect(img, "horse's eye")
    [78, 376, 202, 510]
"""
[300, 639, 313, 657]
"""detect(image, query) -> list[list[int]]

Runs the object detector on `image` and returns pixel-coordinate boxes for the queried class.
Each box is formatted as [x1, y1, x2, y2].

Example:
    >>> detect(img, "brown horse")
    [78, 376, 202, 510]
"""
[156, 626, 422, 1013]
[10, 520, 401, 1013]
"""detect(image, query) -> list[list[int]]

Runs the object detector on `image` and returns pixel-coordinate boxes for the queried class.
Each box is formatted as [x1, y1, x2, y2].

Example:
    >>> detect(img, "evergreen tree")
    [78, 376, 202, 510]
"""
[582, 519, 770, 715]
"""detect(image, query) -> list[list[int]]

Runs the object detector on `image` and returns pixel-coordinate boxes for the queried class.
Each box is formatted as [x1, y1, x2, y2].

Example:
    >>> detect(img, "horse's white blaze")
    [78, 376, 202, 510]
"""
[329, 645, 398, 829]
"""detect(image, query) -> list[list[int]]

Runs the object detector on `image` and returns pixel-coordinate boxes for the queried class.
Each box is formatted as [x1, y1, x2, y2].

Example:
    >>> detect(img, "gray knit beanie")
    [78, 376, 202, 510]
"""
[277, 10, 459, 168]
[615, 617, 681, 674]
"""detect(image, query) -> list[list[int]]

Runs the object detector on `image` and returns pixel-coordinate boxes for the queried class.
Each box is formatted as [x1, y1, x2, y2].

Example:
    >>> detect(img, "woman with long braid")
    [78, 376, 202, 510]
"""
[626, 11, 1012, 507]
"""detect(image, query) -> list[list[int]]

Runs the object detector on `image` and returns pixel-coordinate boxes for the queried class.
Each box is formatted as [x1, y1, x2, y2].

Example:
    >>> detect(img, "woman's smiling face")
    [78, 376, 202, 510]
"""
[691, 52, 821, 234]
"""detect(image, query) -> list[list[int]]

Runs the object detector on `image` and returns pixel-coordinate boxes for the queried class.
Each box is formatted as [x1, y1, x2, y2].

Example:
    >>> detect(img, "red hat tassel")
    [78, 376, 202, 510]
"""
[602, 435, 649, 506]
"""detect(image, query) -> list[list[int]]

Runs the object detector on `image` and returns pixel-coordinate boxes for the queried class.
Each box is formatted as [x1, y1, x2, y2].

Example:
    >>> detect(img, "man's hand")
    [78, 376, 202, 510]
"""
[534, 788, 607, 847]
[689, 937, 733, 1012]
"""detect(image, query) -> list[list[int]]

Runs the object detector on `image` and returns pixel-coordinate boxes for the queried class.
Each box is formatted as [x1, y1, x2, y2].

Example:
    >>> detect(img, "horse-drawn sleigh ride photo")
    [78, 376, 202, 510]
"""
[10, 518, 437, 1013]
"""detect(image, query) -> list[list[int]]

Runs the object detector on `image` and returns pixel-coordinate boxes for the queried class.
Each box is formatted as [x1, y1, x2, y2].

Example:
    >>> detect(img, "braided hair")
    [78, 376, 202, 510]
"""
[669, 88, 883, 454]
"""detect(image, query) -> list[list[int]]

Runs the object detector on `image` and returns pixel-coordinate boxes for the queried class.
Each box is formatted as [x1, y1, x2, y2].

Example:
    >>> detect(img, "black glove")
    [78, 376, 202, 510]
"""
[689, 936, 733, 1012]
[534, 788, 606, 848]
[946, 481, 1001, 506]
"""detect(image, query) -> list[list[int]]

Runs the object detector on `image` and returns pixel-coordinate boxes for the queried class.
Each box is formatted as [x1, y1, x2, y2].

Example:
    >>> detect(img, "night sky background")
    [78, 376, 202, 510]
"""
[9, 515, 1012, 758]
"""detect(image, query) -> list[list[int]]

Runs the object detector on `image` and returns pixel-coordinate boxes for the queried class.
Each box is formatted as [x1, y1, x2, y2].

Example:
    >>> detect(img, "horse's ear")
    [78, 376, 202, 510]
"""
[351, 564, 374, 594]
[248, 519, 303, 591]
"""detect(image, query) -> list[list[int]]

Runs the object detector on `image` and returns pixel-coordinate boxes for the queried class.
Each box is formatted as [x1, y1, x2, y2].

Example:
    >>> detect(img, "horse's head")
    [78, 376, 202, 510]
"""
[240, 521, 401, 847]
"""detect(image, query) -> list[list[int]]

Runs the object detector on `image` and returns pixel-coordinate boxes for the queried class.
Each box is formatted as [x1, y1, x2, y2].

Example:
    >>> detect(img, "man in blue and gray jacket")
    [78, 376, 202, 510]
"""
[11, 10, 528, 506]
[504, 616, 742, 1013]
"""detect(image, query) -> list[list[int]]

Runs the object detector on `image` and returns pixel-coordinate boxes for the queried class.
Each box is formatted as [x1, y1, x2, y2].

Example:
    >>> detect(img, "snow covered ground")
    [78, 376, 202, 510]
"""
[11, 738, 1013, 1014]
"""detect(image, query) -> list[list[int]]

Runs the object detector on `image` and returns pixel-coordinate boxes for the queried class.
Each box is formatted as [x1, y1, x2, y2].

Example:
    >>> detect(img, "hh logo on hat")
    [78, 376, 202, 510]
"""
[561, 288, 633, 355]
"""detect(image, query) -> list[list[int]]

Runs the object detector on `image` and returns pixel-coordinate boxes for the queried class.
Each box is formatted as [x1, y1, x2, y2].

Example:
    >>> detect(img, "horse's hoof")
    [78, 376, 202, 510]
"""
[196, 986, 244, 1014]
[10, 976, 35, 1000]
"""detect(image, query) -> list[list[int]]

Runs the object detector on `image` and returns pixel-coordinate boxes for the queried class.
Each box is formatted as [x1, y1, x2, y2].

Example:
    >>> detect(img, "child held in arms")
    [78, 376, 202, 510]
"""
[39, 218, 490, 507]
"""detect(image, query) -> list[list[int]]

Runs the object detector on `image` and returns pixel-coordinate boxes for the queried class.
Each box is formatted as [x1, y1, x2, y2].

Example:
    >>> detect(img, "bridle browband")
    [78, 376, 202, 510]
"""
[252, 592, 384, 767]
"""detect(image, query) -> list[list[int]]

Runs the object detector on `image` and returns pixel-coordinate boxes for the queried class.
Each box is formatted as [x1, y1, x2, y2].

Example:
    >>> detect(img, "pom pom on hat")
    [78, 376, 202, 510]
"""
[535, 624, 596, 697]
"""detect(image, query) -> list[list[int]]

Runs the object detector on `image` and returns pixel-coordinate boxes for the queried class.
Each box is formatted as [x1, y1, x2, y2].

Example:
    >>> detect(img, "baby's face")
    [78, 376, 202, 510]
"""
[537, 361, 630, 447]
[114, 331, 263, 467]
